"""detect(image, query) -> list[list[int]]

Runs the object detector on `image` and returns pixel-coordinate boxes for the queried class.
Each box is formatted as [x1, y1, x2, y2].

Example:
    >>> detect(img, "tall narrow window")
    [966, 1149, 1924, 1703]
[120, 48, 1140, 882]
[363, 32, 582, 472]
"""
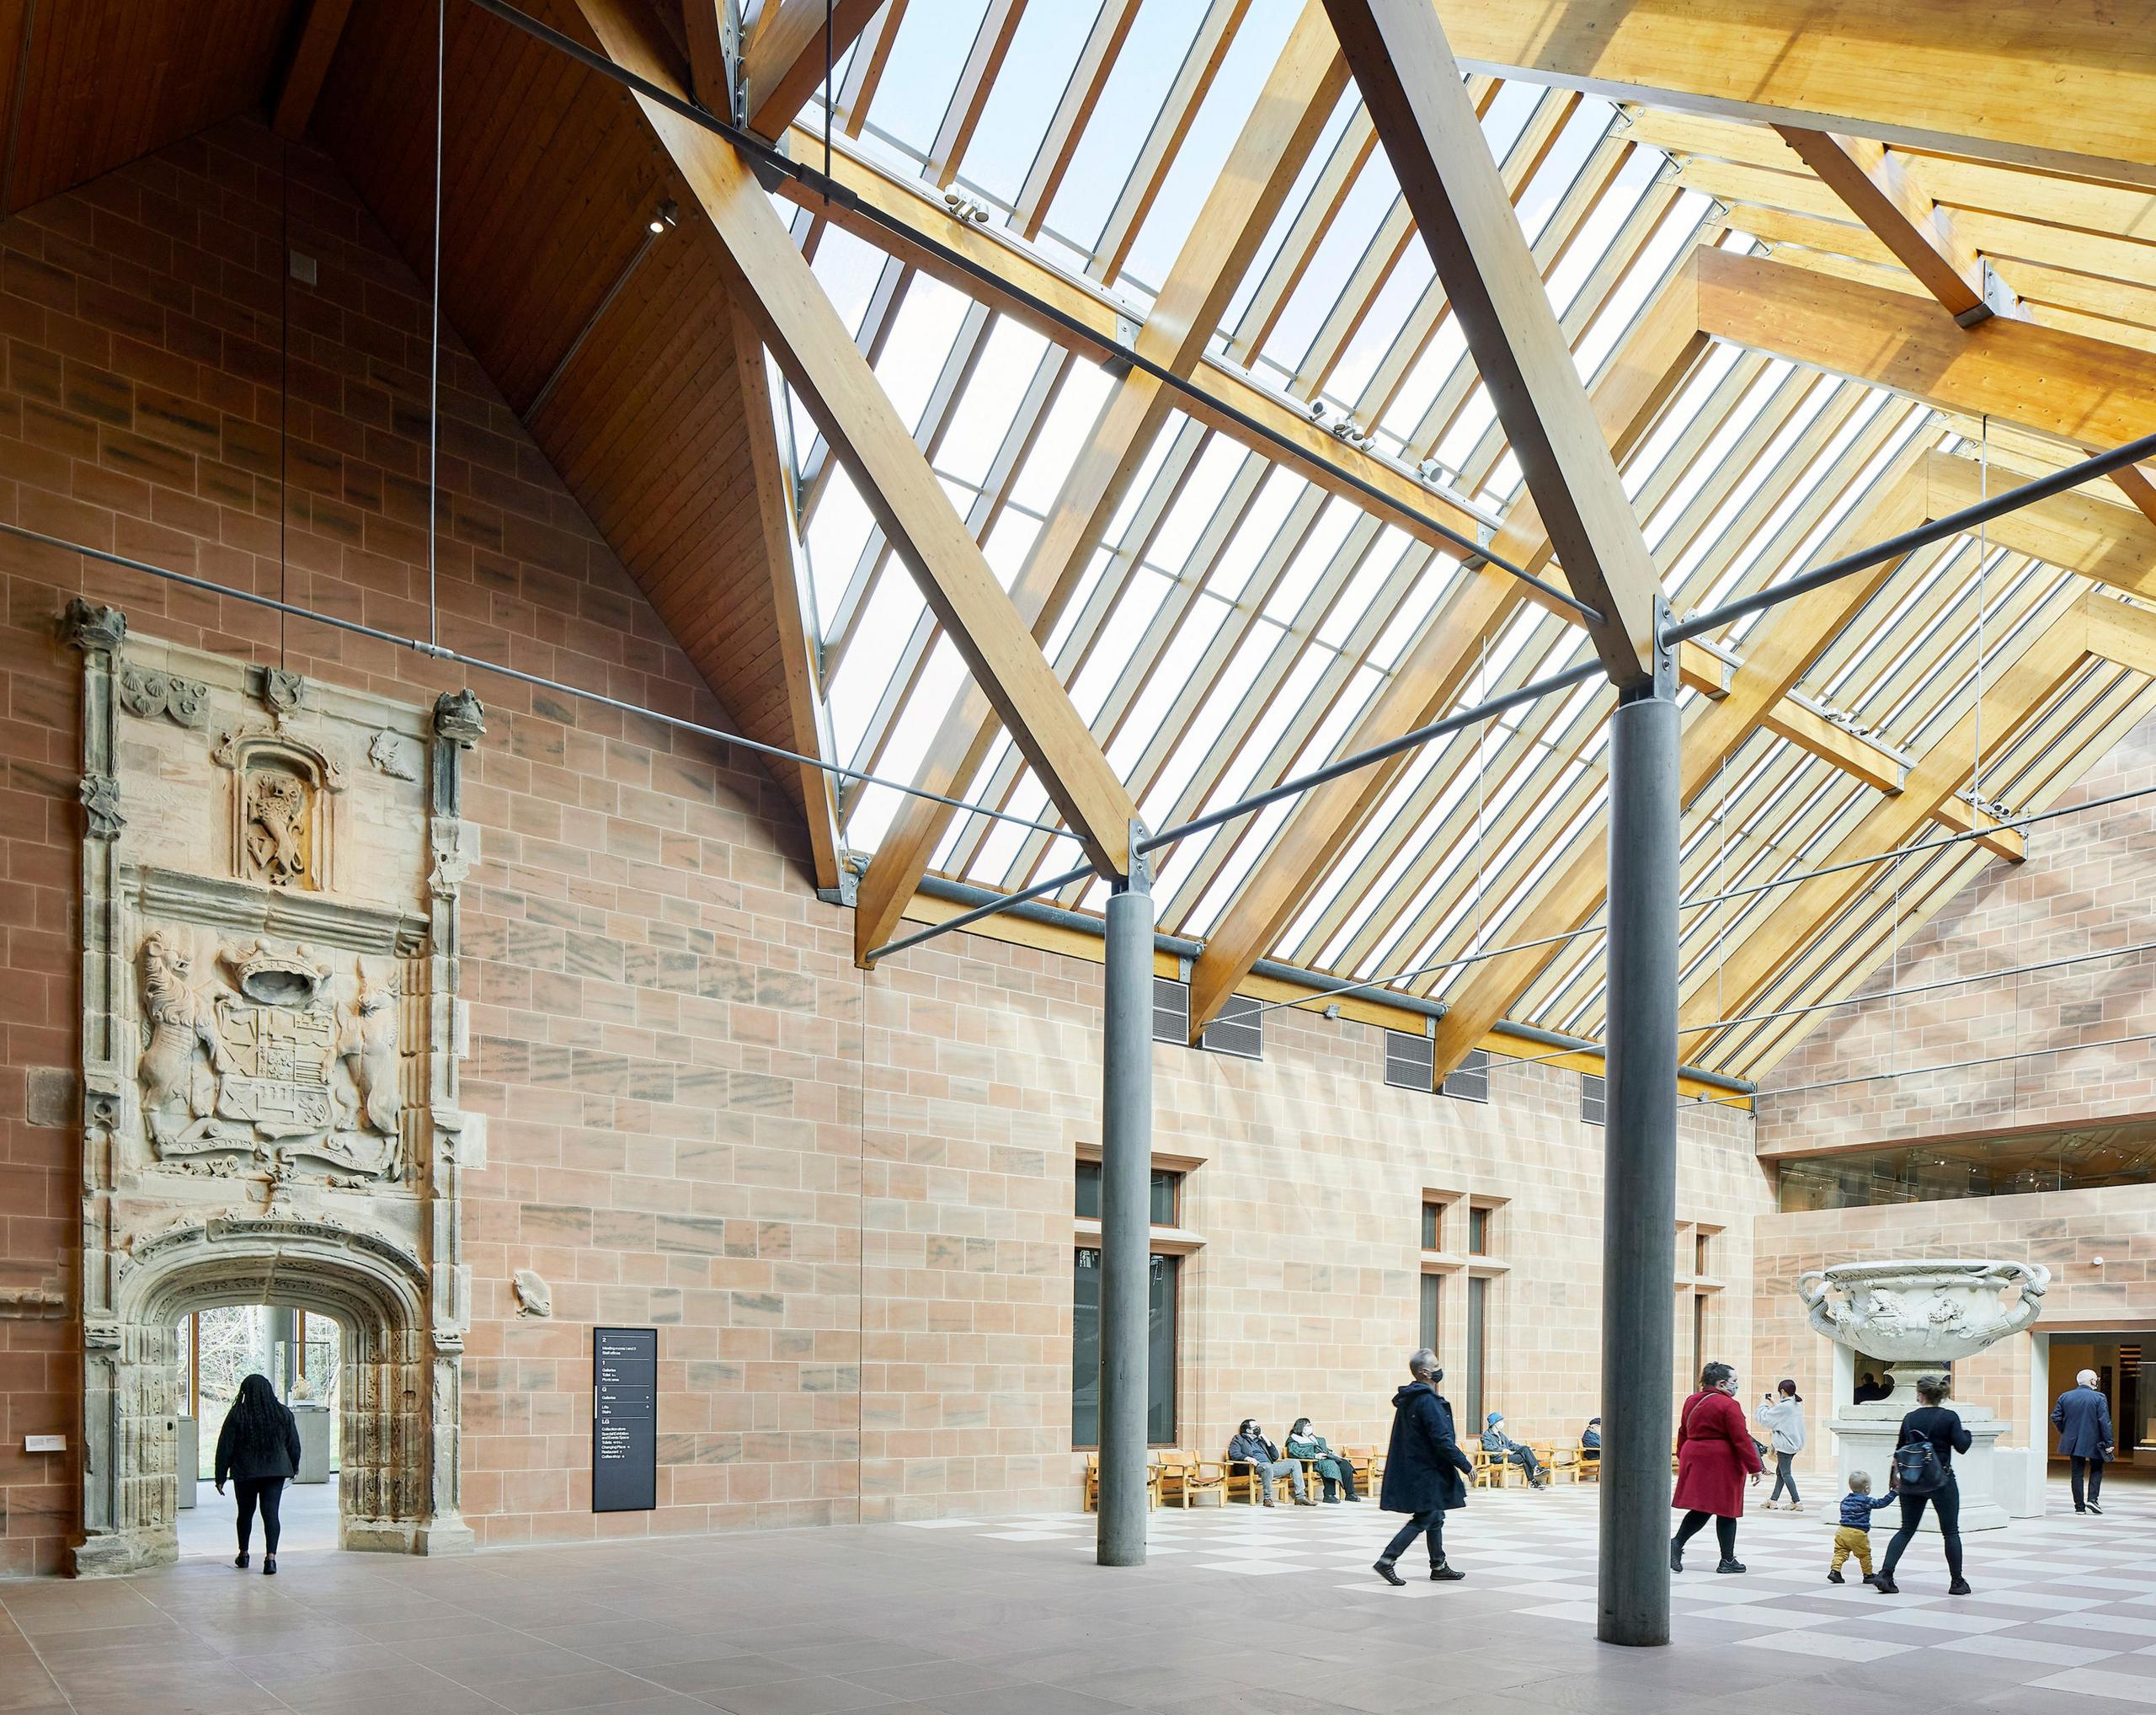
[1419, 1271, 1443, 1354]
[1421, 1201, 1442, 1252]
[1467, 1205, 1490, 1256]
[1073, 1162, 1184, 1448]
[1692, 1291, 1705, 1388]
[1072, 1251, 1178, 1446]
[1465, 1275, 1487, 1430]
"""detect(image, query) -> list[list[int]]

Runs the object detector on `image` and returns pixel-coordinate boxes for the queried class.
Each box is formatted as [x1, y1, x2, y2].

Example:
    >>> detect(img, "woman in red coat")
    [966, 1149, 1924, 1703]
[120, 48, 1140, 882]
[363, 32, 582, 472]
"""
[1670, 1360, 1764, 1574]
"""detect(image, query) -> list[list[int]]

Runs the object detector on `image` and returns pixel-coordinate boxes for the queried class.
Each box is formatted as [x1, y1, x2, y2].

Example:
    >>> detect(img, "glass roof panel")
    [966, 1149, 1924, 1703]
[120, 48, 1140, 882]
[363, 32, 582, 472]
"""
[953, 1, 1106, 209]
[1039, 4, 1209, 258]
[792, 22, 2148, 1080]
[867, 0, 995, 158]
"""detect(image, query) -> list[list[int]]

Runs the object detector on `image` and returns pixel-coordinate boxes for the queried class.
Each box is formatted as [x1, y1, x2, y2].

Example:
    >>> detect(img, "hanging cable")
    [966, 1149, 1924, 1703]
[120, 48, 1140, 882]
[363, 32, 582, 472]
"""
[428, 0, 446, 650]
[7, 521, 1075, 836]
[278, 135, 291, 668]
[1973, 413, 1988, 809]
[823, 0, 834, 179]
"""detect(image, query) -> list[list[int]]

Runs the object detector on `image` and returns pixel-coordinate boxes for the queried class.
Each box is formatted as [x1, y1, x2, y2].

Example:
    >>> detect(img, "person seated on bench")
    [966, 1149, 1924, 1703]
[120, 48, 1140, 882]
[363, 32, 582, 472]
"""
[1481, 1411, 1548, 1488]
[1580, 1417, 1601, 1461]
[1286, 1418, 1361, 1503]
[1228, 1419, 1313, 1506]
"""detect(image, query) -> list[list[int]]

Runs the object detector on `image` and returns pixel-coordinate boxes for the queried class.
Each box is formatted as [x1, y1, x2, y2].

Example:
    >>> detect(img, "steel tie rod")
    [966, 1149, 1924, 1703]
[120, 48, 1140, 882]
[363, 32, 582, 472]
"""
[1666, 426, 2156, 646]
[461, 0, 1601, 628]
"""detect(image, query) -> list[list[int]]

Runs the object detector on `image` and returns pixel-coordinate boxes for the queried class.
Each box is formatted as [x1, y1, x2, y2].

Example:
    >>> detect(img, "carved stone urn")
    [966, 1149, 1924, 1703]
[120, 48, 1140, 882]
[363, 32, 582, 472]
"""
[1799, 1258, 2050, 1534]
[1797, 1258, 2049, 1364]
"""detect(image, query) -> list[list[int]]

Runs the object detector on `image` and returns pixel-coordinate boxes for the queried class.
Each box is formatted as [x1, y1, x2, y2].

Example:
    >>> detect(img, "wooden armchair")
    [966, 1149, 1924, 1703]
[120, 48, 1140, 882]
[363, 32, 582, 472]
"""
[1345, 1445, 1385, 1489]
[1156, 1450, 1225, 1508]
[1471, 1447, 1510, 1488]
[1081, 1451, 1166, 1513]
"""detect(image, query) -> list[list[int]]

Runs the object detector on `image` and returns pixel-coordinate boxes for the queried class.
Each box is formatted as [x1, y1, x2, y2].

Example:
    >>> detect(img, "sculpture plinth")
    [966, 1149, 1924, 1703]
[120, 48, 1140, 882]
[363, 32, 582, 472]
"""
[1797, 1259, 2048, 1534]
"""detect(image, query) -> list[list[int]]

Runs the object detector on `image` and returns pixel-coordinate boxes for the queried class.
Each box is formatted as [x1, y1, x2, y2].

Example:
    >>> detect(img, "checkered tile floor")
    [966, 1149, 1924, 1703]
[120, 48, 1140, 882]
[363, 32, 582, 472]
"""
[905, 1481, 2156, 1707]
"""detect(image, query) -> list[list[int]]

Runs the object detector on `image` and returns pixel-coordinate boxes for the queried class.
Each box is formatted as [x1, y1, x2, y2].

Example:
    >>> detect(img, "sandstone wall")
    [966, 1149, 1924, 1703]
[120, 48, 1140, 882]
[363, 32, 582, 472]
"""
[0, 116, 1769, 1573]
[1756, 708, 2156, 1154]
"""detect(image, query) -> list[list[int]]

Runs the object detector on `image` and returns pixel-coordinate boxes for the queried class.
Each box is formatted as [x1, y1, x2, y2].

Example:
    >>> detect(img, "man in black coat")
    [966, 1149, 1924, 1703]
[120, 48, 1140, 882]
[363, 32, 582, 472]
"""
[1373, 1348, 1475, 1585]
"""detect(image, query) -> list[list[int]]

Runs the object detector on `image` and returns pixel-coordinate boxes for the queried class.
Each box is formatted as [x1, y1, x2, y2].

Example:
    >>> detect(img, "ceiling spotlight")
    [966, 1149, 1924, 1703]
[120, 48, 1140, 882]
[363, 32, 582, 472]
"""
[648, 199, 679, 235]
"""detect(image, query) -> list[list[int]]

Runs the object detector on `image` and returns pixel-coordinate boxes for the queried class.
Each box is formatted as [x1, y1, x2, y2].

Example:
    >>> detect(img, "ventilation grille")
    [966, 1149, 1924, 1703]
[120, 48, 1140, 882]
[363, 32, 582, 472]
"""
[1200, 992, 1264, 1060]
[1385, 1029, 1435, 1091]
[1581, 1073, 1606, 1126]
[1441, 1047, 1490, 1103]
[1152, 977, 1190, 1044]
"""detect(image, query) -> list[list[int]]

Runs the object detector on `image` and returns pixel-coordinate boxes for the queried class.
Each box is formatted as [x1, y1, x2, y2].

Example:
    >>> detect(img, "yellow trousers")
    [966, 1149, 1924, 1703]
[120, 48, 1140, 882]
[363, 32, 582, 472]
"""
[1831, 1525, 1874, 1575]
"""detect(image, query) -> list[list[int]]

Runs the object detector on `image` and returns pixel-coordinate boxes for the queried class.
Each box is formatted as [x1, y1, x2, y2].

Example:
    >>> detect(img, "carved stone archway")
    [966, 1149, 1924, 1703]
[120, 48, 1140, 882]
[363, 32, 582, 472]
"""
[79, 1217, 457, 1572]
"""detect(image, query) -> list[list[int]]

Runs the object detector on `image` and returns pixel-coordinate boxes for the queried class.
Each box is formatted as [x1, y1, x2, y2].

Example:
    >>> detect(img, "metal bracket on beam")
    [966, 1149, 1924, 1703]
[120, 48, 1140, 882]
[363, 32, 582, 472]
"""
[722, 0, 747, 128]
[1626, 596, 1678, 704]
[1100, 316, 1141, 380]
[1953, 259, 2018, 329]
[1114, 820, 1151, 896]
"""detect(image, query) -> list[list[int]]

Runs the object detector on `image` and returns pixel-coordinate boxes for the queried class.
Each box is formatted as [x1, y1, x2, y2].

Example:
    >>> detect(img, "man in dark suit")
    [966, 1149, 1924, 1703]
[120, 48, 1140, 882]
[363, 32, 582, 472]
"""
[1373, 1348, 1475, 1585]
[2052, 1369, 2116, 1515]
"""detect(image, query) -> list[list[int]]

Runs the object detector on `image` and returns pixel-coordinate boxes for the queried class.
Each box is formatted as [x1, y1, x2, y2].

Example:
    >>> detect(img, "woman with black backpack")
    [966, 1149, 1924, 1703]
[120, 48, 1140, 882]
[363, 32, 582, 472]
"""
[1870, 1373, 1973, 1596]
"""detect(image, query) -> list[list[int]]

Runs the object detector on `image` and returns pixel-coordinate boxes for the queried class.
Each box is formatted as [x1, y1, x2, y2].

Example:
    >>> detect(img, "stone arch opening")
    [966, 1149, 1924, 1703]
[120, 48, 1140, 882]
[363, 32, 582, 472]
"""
[77, 1220, 455, 1573]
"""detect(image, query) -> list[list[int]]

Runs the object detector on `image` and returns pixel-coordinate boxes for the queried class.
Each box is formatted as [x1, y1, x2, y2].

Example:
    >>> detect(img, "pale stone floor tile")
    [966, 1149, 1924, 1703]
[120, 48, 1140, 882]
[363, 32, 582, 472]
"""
[2026, 1612, 2156, 1638]
[1191, 1562, 1318, 1575]
[1854, 1606, 2022, 1634]
[1937, 1634, 2121, 1667]
[1963, 1590, 2112, 1611]
[2031, 1667, 2156, 1705]
[1734, 1631, 1914, 1663]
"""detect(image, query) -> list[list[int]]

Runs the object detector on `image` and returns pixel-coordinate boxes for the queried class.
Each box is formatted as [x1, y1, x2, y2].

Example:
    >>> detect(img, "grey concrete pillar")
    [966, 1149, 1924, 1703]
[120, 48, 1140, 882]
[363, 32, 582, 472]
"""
[1597, 661, 1680, 1647]
[1097, 849, 1154, 1567]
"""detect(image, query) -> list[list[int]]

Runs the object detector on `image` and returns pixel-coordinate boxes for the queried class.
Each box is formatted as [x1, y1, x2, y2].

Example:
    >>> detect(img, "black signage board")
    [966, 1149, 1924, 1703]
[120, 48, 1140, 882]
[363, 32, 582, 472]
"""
[592, 1327, 657, 1513]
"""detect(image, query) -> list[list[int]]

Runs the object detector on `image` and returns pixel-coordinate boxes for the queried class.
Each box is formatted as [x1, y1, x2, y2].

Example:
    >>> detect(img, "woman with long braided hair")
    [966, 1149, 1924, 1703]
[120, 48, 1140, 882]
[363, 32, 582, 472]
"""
[213, 1372, 302, 1573]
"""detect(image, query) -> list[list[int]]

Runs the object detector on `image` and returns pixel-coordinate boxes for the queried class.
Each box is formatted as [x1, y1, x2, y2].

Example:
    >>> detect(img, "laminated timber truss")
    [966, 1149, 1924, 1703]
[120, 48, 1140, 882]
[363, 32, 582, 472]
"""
[21, 0, 2156, 1094]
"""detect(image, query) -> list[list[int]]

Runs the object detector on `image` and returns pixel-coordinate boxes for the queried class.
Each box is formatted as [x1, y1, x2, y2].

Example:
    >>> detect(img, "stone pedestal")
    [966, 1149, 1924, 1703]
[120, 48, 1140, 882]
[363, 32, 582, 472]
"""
[1822, 1398, 2010, 1532]
[291, 1402, 332, 1484]
[175, 1418, 198, 1510]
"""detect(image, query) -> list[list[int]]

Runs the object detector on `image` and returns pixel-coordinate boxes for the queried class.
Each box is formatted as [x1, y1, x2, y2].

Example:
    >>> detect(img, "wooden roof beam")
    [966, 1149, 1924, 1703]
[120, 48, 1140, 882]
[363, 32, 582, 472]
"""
[723, 291, 843, 891]
[1426, 457, 1933, 1078]
[741, 0, 883, 140]
[573, 0, 1137, 879]
[1678, 643, 2023, 861]
[271, 0, 356, 140]
[1432, 1, 2156, 190]
[682, 3, 729, 114]
[1694, 248, 2156, 456]
[1770, 129, 2015, 326]
[1674, 595, 2101, 1053]
[849, 3, 1351, 964]
[1184, 275, 1711, 1036]
[769, 122, 1491, 552]
[1324, 0, 1662, 685]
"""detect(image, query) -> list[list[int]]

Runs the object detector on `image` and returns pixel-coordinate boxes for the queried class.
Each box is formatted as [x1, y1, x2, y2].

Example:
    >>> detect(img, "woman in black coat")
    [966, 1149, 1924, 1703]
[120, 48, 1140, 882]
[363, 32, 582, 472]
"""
[214, 1372, 302, 1574]
[1373, 1349, 1475, 1586]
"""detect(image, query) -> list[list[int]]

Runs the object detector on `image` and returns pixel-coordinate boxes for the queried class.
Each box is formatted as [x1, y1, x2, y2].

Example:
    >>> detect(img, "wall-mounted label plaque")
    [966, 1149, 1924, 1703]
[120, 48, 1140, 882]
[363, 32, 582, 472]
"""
[592, 1327, 657, 1512]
